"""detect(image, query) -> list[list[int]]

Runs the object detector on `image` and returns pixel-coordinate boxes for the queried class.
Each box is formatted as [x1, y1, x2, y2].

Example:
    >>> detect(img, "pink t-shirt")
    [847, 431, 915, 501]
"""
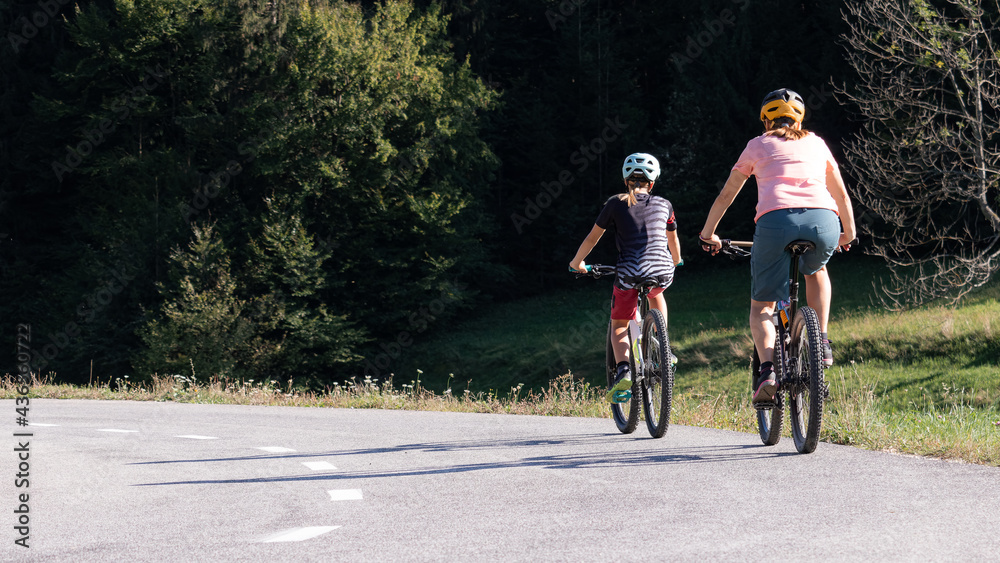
[733, 133, 840, 222]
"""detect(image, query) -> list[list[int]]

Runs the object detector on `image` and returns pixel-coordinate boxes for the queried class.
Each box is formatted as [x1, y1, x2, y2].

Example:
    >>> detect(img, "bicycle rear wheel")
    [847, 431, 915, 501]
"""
[752, 343, 783, 446]
[639, 309, 672, 438]
[788, 306, 826, 453]
[606, 321, 638, 434]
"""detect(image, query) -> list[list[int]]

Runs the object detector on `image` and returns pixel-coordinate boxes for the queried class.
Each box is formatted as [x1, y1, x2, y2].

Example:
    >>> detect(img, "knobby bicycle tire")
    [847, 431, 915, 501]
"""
[752, 344, 783, 446]
[606, 321, 638, 434]
[789, 306, 825, 454]
[640, 309, 672, 438]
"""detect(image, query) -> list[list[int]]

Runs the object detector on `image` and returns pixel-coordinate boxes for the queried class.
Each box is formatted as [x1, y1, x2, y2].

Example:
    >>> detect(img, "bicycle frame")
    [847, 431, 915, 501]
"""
[773, 241, 815, 394]
[718, 238, 812, 384]
[571, 264, 656, 377]
[628, 282, 657, 380]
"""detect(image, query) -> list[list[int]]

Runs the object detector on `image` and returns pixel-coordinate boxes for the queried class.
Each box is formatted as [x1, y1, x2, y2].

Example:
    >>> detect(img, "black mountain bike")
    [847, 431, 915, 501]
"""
[572, 265, 674, 438]
[718, 240, 829, 454]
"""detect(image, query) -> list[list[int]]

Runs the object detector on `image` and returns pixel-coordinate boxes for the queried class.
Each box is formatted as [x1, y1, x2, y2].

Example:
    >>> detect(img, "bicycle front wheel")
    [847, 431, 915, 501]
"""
[788, 306, 826, 454]
[606, 321, 638, 434]
[640, 309, 673, 438]
[752, 343, 783, 446]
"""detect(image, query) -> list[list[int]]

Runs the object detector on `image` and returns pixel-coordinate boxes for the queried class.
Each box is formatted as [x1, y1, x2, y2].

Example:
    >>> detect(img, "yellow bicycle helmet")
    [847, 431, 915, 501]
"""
[760, 88, 805, 125]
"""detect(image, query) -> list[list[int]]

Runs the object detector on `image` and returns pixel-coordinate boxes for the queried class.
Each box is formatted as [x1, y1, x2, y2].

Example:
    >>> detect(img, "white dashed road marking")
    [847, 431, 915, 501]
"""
[302, 461, 337, 471]
[47, 412, 355, 540]
[327, 489, 363, 501]
[262, 526, 340, 543]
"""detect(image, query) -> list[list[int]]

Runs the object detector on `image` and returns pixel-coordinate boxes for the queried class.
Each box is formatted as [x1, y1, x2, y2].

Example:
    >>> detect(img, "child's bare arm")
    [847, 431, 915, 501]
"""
[569, 224, 605, 271]
[667, 230, 682, 266]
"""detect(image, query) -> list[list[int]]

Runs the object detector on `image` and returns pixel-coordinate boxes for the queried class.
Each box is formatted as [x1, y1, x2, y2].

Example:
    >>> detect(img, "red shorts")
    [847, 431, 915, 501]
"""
[610, 285, 664, 320]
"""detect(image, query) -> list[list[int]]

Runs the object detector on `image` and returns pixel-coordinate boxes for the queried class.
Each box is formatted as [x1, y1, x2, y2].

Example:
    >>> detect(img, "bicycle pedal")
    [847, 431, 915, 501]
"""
[611, 390, 632, 403]
[753, 401, 778, 411]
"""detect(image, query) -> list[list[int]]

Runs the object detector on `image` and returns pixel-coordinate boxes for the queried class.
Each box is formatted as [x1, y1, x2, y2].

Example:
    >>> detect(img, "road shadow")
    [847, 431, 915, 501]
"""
[129, 433, 615, 466]
[133, 436, 798, 487]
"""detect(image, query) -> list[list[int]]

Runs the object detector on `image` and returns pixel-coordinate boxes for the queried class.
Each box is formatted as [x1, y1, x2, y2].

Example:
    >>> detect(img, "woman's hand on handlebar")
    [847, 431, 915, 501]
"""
[569, 260, 589, 273]
[699, 233, 722, 256]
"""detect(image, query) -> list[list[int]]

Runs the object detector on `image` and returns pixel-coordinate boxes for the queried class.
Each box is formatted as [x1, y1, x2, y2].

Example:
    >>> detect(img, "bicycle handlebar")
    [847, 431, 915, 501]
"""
[569, 264, 616, 278]
[713, 239, 752, 259]
[710, 238, 855, 258]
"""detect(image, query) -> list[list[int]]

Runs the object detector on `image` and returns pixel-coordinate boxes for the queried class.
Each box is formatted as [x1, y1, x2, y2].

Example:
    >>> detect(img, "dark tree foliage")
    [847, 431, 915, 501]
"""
[0, 0, 856, 385]
[3, 0, 497, 385]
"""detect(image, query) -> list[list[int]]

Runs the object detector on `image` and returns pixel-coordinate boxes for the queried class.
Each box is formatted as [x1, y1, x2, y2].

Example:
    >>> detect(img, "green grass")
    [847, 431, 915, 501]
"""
[391, 254, 1000, 465]
[400, 256, 999, 407]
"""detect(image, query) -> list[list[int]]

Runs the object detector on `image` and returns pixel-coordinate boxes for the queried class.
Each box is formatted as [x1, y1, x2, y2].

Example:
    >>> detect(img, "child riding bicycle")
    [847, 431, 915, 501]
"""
[698, 88, 857, 404]
[569, 153, 683, 402]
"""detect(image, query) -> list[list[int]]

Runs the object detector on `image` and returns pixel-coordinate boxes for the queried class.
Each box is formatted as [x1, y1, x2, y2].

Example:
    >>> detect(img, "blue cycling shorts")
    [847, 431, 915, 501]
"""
[750, 208, 841, 302]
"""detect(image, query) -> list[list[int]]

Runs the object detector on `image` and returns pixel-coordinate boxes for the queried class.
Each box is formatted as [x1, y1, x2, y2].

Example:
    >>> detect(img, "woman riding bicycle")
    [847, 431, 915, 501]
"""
[698, 88, 856, 404]
[569, 153, 682, 402]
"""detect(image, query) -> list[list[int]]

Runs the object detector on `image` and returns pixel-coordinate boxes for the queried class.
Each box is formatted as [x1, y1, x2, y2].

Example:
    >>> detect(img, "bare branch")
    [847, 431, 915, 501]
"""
[837, 0, 1000, 308]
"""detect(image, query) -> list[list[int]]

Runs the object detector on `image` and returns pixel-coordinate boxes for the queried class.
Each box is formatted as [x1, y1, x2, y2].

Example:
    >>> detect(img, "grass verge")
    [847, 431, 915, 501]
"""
[5, 367, 998, 466]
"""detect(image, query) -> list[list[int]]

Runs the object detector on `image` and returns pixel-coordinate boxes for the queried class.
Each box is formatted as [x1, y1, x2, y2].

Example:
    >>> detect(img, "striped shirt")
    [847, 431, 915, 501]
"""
[595, 193, 676, 289]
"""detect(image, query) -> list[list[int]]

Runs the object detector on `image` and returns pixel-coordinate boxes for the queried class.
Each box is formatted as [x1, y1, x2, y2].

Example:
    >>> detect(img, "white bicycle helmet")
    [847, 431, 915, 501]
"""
[622, 153, 660, 182]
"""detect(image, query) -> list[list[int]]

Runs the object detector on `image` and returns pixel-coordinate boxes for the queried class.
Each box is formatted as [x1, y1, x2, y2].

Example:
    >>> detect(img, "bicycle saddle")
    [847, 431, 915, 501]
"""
[620, 275, 669, 291]
[785, 240, 816, 256]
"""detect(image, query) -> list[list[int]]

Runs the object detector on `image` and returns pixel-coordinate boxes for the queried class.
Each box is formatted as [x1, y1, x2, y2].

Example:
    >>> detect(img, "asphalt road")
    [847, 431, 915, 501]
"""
[3, 399, 999, 562]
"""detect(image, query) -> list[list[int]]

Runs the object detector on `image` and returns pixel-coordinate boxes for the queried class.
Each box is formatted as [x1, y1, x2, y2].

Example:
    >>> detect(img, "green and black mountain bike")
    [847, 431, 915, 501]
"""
[572, 265, 674, 438]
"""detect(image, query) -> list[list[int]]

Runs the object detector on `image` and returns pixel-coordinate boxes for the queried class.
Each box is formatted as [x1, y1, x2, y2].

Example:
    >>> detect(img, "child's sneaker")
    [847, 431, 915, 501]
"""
[606, 364, 632, 403]
[752, 365, 778, 404]
[822, 339, 833, 368]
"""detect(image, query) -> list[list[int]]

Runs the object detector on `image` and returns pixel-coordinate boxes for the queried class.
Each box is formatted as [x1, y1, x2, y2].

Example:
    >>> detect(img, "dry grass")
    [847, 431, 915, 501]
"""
[2, 372, 608, 417]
